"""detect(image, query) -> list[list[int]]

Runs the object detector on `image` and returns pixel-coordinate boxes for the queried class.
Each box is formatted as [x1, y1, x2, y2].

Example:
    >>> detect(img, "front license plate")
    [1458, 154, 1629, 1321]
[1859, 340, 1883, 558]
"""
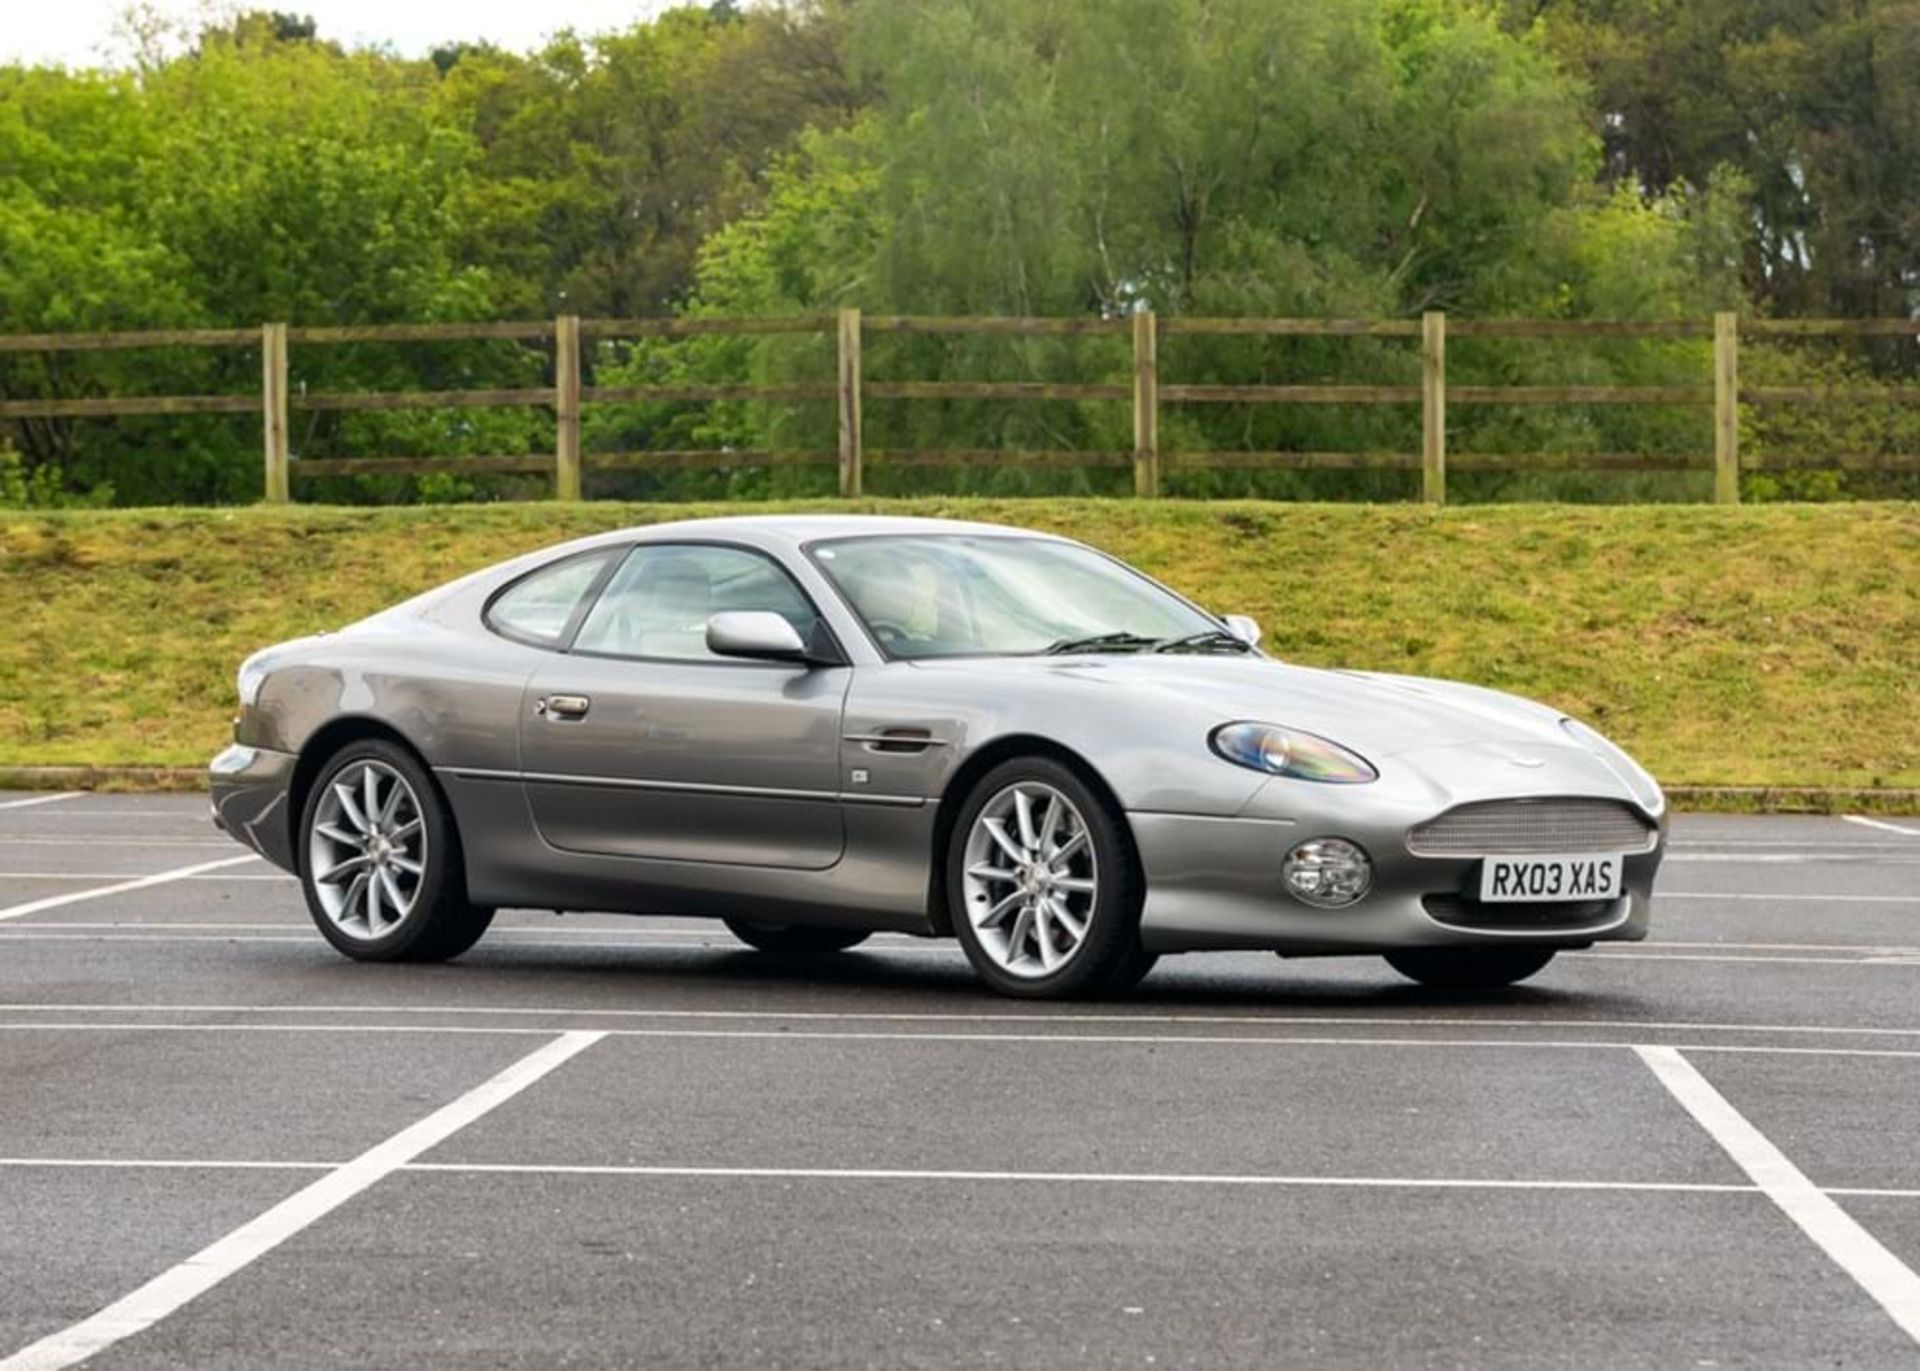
[1479, 854, 1623, 903]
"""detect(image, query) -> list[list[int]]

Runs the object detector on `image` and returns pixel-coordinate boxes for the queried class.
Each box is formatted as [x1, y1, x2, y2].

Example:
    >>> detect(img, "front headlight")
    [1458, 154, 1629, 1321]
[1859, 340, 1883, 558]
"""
[1560, 716, 1664, 814]
[1209, 722, 1378, 784]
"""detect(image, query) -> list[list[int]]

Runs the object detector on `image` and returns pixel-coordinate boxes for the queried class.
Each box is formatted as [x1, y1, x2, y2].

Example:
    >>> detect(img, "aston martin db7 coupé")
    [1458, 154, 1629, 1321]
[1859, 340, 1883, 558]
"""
[210, 514, 1666, 998]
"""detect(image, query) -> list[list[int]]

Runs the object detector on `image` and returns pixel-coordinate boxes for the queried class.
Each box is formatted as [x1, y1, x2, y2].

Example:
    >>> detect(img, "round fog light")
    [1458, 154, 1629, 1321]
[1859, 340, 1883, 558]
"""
[1282, 838, 1372, 908]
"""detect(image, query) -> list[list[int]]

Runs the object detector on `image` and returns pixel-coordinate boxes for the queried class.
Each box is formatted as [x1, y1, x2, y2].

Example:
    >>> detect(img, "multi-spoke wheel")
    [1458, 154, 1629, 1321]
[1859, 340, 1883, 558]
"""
[947, 757, 1154, 998]
[297, 739, 493, 963]
[308, 758, 426, 941]
[961, 781, 1097, 978]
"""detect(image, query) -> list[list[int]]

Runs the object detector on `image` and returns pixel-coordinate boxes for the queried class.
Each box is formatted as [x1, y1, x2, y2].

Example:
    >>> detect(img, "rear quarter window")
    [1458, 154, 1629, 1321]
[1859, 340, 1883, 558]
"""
[483, 551, 617, 648]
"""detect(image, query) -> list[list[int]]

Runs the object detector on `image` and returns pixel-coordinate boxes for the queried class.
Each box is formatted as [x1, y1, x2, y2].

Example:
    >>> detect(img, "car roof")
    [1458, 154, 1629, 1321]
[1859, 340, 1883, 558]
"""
[377, 514, 1078, 630]
[586, 512, 1067, 550]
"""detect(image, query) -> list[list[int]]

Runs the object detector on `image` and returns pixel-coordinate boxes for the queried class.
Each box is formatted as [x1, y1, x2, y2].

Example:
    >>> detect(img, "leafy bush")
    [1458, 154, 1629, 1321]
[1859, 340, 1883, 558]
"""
[0, 443, 114, 509]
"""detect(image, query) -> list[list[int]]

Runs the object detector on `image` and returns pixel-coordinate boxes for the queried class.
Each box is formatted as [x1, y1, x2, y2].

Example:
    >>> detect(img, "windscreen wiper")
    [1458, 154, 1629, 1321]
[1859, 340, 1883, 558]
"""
[1151, 629, 1256, 654]
[1042, 631, 1161, 655]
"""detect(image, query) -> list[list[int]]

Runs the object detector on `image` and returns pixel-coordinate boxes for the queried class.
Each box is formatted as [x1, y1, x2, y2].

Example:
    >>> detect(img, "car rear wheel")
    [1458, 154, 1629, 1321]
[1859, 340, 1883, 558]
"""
[299, 739, 493, 963]
[722, 918, 872, 955]
[1384, 947, 1555, 989]
[947, 757, 1155, 999]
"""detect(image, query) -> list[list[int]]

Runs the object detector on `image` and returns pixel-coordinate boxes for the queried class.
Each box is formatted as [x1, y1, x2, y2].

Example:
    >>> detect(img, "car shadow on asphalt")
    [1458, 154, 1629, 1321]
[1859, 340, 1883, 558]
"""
[422, 940, 1644, 1015]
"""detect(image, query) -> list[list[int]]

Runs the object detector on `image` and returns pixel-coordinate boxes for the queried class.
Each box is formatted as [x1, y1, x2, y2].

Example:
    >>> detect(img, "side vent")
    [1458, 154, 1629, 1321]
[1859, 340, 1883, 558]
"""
[845, 728, 942, 755]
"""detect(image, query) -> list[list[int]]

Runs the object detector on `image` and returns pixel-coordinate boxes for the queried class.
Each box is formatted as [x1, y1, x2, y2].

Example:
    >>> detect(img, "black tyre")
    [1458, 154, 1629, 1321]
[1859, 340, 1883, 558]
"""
[723, 918, 872, 955]
[946, 756, 1156, 999]
[1384, 947, 1556, 989]
[297, 738, 493, 963]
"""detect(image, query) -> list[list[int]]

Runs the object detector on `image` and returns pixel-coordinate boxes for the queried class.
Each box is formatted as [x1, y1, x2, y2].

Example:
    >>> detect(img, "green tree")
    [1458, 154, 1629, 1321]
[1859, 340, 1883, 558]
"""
[436, 3, 862, 318]
[0, 24, 527, 501]
[1510, 0, 1920, 325]
[608, 0, 1742, 499]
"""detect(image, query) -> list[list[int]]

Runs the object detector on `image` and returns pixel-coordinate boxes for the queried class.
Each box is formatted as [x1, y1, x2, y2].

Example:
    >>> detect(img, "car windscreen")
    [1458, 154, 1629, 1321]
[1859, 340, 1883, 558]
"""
[808, 535, 1217, 659]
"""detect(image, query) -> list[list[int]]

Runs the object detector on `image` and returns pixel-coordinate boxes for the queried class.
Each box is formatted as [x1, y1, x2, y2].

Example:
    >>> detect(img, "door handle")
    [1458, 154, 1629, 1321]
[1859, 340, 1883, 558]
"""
[536, 693, 591, 721]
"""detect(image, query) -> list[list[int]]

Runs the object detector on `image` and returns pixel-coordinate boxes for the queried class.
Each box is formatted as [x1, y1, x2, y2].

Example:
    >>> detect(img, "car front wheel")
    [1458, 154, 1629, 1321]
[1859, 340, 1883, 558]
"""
[299, 739, 493, 963]
[947, 757, 1155, 999]
[1384, 947, 1555, 989]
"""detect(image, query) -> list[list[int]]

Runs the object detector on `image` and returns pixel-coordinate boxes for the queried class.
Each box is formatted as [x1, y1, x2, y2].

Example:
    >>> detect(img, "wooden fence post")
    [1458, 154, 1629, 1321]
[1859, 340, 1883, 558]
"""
[1713, 311, 1740, 505]
[1132, 309, 1160, 498]
[261, 322, 290, 504]
[554, 314, 582, 501]
[1421, 311, 1446, 505]
[837, 307, 863, 498]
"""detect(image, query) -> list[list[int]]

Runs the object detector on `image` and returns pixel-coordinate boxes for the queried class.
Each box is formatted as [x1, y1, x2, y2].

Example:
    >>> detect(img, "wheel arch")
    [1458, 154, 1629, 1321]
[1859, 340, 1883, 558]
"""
[925, 733, 1140, 937]
[287, 716, 443, 876]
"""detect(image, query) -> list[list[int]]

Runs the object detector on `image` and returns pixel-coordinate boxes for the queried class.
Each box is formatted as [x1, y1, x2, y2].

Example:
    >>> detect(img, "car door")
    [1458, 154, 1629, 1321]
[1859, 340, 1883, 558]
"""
[518, 542, 850, 870]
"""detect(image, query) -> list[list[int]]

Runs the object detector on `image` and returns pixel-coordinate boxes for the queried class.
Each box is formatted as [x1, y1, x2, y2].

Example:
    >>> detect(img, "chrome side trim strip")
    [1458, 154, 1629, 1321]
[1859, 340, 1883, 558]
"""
[437, 766, 924, 808]
[842, 732, 948, 747]
[1127, 811, 1298, 827]
[519, 769, 830, 801]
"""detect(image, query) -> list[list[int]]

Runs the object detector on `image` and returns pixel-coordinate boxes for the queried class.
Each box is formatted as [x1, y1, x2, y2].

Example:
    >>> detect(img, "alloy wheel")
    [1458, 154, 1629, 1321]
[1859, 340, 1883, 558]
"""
[307, 759, 427, 942]
[961, 781, 1098, 978]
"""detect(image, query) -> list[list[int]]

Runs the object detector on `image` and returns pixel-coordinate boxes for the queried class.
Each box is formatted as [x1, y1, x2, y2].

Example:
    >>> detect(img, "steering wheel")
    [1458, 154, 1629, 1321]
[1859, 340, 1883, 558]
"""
[867, 619, 913, 649]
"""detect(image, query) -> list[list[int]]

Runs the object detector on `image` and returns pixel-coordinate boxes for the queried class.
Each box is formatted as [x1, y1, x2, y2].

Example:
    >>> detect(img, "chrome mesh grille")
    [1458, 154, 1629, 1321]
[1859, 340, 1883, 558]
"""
[1407, 798, 1655, 857]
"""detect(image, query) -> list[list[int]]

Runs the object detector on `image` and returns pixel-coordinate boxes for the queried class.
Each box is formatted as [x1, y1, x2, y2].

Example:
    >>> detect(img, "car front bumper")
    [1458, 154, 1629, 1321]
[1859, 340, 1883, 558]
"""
[209, 743, 300, 873]
[1129, 751, 1665, 956]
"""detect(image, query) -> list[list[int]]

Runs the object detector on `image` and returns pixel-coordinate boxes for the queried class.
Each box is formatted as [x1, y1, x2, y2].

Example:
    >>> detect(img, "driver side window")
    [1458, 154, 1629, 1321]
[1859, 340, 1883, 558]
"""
[572, 544, 819, 661]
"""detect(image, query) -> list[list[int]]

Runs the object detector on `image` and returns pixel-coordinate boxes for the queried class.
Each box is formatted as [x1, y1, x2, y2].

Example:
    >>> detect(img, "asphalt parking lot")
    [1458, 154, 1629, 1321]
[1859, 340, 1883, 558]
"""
[1, 791, 1918, 1368]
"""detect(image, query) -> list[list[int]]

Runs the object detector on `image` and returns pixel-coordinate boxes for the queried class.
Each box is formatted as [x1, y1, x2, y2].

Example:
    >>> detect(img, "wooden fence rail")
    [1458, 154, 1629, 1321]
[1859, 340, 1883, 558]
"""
[1, 312, 1915, 504]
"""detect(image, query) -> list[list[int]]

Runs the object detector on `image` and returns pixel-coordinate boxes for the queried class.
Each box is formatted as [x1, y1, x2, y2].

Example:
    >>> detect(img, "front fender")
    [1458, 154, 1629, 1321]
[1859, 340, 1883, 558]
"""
[841, 662, 1265, 816]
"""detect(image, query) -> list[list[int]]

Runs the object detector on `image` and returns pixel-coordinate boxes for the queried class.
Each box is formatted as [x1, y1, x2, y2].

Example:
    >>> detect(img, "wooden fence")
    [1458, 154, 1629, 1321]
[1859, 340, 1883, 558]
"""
[1, 312, 1915, 504]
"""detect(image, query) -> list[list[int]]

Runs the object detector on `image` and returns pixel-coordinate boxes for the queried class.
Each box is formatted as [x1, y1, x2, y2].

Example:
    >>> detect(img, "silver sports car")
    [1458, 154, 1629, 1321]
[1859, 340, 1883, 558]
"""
[210, 514, 1666, 998]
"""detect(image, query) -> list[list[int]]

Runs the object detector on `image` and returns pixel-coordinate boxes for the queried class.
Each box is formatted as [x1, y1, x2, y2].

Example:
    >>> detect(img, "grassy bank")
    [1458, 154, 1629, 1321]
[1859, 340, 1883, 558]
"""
[0, 501, 1914, 790]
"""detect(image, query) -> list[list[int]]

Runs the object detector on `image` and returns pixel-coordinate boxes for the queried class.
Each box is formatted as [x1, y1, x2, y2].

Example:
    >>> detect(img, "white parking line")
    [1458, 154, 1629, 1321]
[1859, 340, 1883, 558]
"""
[1672, 840, 1914, 850]
[0, 858, 261, 924]
[0, 1030, 605, 1371]
[0, 873, 290, 883]
[1847, 816, 1920, 838]
[7, 926, 1908, 958]
[9, 926, 1920, 972]
[0, 923, 1900, 955]
[407, 1162, 1758, 1193]
[1660, 892, 1920, 904]
[0, 933, 770, 952]
[1667, 853, 1920, 864]
[1636, 1045, 1920, 1347]
[5, 1021, 1920, 1061]
[1579, 950, 1920, 967]
[1650, 940, 1920, 955]
[0, 838, 234, 849]
[0, 935, 315, 945]
[0, 1158, 334, 1172]
[8, 1002, 1920, 1040]
[0, 917, 733, 929]
[3, 1155, 1919, 1199]
[0, 809, 211, 820]
[6, 927, 1920, 968]
[1682, 1043, 1920, 1061]
[0, 1021, 556, 1037]
[0, 794, 80, 812]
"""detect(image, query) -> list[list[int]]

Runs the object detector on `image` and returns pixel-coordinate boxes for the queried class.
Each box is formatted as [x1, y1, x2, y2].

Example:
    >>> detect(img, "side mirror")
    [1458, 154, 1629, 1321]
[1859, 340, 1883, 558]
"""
[1222, 614, 1262, 647]
[706, 611, 808, 662]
